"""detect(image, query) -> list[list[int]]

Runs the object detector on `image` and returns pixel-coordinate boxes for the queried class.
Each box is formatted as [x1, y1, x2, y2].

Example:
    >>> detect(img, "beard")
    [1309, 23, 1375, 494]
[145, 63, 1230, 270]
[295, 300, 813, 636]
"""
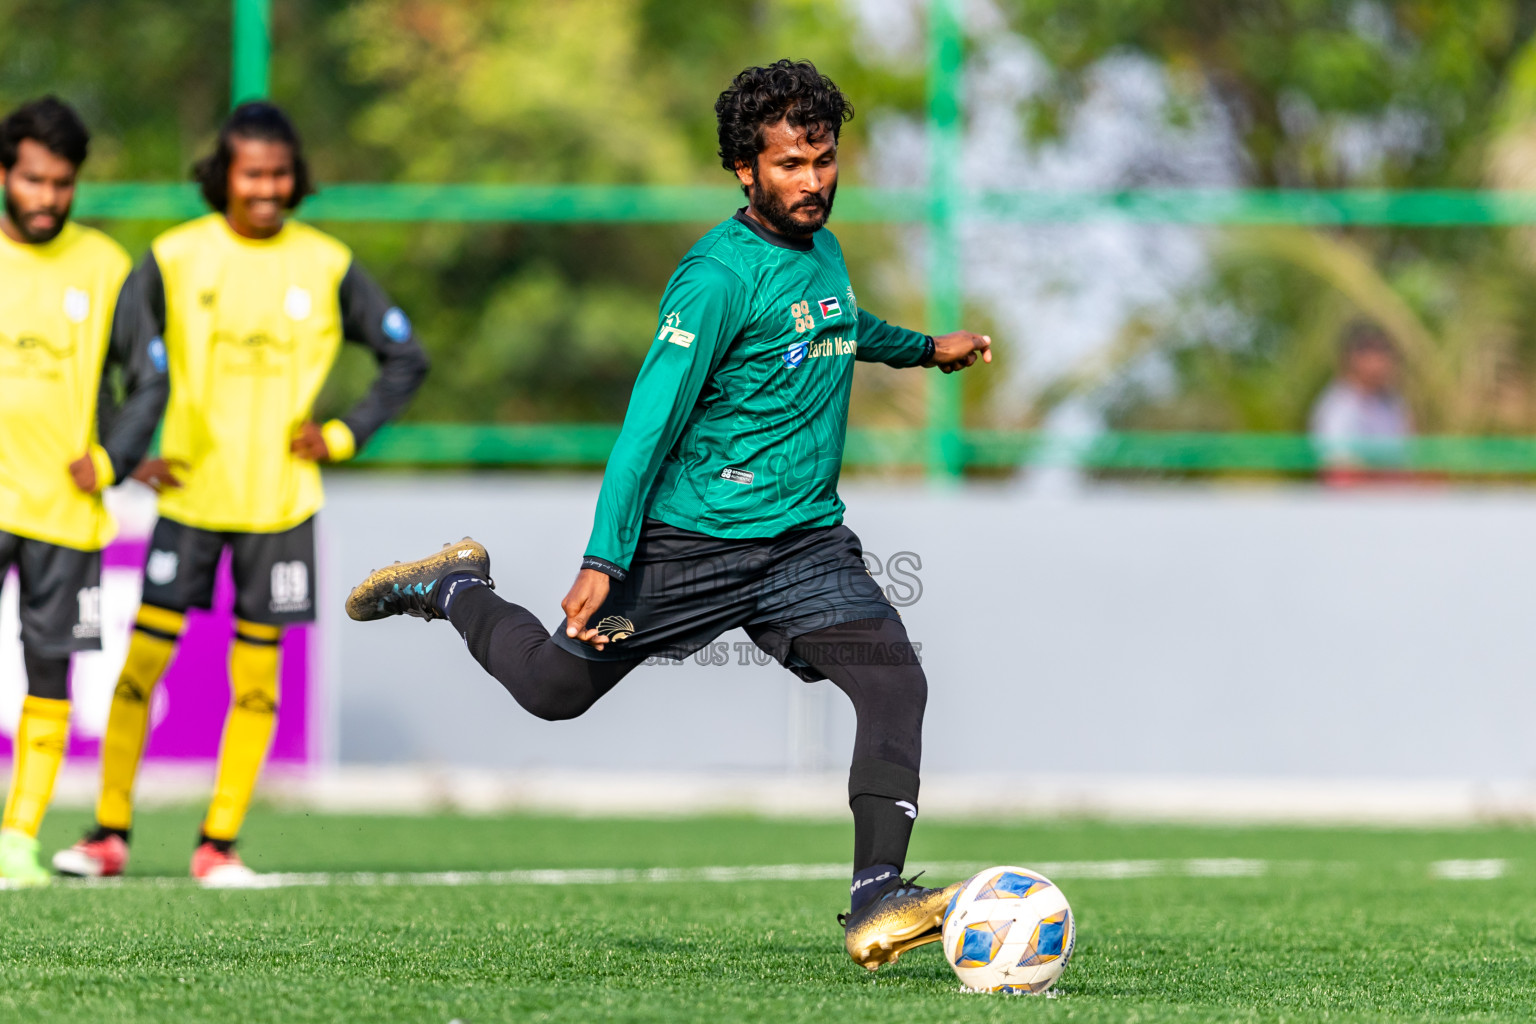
[4, 188, 69, 244]
[749, 177, 835, 237]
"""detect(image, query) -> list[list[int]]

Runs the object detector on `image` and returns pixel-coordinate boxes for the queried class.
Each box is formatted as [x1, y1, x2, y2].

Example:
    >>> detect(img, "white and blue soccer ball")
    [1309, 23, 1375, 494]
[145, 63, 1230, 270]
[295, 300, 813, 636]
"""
[940, 865, 1075, 994]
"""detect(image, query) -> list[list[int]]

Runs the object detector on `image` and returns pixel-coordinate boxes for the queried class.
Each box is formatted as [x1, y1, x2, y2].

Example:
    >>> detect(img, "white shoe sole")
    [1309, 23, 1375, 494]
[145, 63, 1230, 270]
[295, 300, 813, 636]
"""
[52, 848, 110, 878]
[198, 863, 261, 889]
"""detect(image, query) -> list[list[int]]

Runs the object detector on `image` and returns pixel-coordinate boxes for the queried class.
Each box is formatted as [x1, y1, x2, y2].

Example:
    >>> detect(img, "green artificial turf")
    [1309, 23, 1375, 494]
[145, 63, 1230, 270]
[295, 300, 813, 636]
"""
[0, 807, 1531, 1022]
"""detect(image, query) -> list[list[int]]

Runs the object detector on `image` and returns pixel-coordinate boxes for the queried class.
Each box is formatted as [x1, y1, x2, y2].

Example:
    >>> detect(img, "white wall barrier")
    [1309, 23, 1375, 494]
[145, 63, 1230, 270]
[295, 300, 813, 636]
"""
[320, 476, 1536, 786]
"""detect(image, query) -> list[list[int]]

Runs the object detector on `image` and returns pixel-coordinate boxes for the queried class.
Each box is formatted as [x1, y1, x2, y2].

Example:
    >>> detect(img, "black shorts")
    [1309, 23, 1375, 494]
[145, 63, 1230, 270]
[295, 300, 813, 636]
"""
[0, 531, 102, 657]
[139, 516, 316, 626]
[552, 519, 899, 680]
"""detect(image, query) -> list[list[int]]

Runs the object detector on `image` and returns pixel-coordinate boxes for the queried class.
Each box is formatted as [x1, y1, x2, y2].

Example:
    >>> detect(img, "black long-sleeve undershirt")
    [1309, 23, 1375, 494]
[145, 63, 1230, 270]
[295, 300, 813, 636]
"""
[97, 257, 169, 482]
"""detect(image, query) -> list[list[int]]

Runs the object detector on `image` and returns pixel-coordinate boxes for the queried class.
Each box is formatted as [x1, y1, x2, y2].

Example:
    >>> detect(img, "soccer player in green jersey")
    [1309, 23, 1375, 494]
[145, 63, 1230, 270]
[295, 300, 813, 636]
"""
[346, 60, 991, 969]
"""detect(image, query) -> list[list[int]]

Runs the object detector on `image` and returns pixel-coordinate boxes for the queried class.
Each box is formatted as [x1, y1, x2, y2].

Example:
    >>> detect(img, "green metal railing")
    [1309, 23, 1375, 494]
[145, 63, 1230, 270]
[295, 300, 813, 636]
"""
[925, 0, 964, 479]
[74, 182, 1536, 226]
[351, 424, 1536, 477]
[71, 1, 1536, 478]
[231, 0, 270, 104]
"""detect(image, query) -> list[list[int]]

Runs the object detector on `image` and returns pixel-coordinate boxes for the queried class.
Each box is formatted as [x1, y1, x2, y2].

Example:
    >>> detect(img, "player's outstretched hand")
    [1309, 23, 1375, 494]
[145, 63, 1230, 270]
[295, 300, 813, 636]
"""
[130, 457, 186, 492]
[562, 567, 613, 650]
[290, 420, 330, 461]
[925, 331, 992, 373]
[68, 453, 99, 494]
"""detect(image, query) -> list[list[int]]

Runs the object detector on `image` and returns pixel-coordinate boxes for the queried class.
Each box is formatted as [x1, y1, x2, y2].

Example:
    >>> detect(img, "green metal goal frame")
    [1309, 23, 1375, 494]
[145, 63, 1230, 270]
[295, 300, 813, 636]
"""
[70, 0, 1536, 478]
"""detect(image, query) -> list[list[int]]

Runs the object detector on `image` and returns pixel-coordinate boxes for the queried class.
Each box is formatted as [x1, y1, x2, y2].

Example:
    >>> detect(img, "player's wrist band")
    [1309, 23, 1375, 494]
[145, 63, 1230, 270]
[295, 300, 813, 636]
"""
[920, 335, 936, 364]
[580, 556, 628, 581]
[320, 419, 357, 461]
[88, 445, 117, 492]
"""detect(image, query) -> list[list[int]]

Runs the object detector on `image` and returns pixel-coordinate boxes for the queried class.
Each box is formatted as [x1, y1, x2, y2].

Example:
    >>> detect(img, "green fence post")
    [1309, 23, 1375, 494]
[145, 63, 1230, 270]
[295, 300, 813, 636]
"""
[926, 0, 964, 480]
[231, 0, 271, 106]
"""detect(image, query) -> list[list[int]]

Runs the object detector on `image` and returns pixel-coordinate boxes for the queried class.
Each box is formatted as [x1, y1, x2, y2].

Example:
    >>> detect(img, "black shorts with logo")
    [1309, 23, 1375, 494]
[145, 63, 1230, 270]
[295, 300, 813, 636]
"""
[551, 519, 899, 681]
[0, 531, 102, 657]
[139, 516, 316, 626]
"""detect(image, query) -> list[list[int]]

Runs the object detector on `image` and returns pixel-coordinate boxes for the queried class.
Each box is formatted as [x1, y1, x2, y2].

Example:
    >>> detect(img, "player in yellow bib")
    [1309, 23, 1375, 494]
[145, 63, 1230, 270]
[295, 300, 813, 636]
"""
[0, 97, 168, 885]
[53, 102, 429, 885]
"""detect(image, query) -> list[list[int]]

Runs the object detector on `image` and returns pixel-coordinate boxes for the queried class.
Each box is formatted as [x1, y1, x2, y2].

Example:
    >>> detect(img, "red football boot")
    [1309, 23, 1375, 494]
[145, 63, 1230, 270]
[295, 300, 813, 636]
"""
[52, 830, 129, 878]
[191, 841, 259, 888]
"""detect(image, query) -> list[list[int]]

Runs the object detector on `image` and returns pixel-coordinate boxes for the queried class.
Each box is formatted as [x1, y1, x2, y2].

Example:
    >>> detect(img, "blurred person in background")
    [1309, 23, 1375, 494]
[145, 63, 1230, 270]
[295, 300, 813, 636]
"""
[52, 101, 429, 885]
[346, 59, 992, 971]
[0, 97, 167, 885]
[1309, 320, 1414, 485]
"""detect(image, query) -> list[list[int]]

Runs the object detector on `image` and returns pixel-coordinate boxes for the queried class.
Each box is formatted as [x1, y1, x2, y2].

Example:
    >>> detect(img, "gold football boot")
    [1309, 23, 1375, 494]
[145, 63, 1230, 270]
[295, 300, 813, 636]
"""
[840, 873, 966, 970]
[345, 538, 492, 621]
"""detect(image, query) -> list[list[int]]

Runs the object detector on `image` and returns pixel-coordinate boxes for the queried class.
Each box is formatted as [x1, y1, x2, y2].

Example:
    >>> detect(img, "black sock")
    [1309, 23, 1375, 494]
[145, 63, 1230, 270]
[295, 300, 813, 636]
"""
[437, 571, 489, 617]
[850, 863, 901, 912]
[443, 580, 514, 662]
[198, 832, 235, 853]
[847, 757, 920, 911]
[23, 650, 70, 701]
[851, 792, 918, 873]
[88, 824, 129, 844]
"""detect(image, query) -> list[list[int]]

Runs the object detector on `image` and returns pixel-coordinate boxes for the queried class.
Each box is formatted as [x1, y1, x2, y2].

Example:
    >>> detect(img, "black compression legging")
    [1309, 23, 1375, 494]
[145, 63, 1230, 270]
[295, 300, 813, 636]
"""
[446, 585, 925, 770]
[23, 649, 70, 701]
[447, 585, 927, 873]
[446, 586, 637, 721]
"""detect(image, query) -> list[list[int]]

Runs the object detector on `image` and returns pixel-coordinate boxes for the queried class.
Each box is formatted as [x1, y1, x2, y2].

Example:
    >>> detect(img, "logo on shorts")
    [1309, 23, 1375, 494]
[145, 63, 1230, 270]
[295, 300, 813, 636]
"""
[73, 586, 102, 639]
[719, 466, 754, 484]
[145, 550, 179, 585]
[595, 615, 636, 641]
[269, 560, 311, 614]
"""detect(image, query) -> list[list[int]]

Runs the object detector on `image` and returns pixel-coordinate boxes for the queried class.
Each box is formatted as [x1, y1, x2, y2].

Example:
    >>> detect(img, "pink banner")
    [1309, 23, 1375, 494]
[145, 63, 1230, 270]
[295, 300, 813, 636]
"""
[0, 538, 314, 764]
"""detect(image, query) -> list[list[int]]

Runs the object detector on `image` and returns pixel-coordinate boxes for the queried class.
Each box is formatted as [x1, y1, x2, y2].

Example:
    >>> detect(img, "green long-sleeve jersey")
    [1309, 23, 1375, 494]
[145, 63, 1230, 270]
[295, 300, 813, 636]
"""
[582, 210, 933, 577]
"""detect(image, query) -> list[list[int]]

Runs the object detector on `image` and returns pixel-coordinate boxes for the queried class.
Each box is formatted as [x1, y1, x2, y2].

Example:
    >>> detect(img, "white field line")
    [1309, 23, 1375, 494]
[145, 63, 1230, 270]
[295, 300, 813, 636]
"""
[4, 856, 1503, 891]
[926, 859, 1265, 879]
[1429, 858, 1507, 880]
[47, 863, 855, 891]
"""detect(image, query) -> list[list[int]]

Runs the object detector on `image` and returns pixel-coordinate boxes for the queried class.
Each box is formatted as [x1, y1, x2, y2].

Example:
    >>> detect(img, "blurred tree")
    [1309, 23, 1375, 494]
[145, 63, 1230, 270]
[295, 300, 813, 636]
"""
[997, 0, 1536, 188]
[995, 0, 1536, 435]
[16, 1, 1536, 437]
[318, 0, 925, 423]
[0, 0, 924, 426]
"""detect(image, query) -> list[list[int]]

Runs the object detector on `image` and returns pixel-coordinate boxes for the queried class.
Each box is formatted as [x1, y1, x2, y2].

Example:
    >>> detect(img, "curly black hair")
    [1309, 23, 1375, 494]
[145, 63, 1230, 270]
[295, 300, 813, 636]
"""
[715, 60, 853, 178]
[0, 95, 89, 170]
[192, 101, 315, 212]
